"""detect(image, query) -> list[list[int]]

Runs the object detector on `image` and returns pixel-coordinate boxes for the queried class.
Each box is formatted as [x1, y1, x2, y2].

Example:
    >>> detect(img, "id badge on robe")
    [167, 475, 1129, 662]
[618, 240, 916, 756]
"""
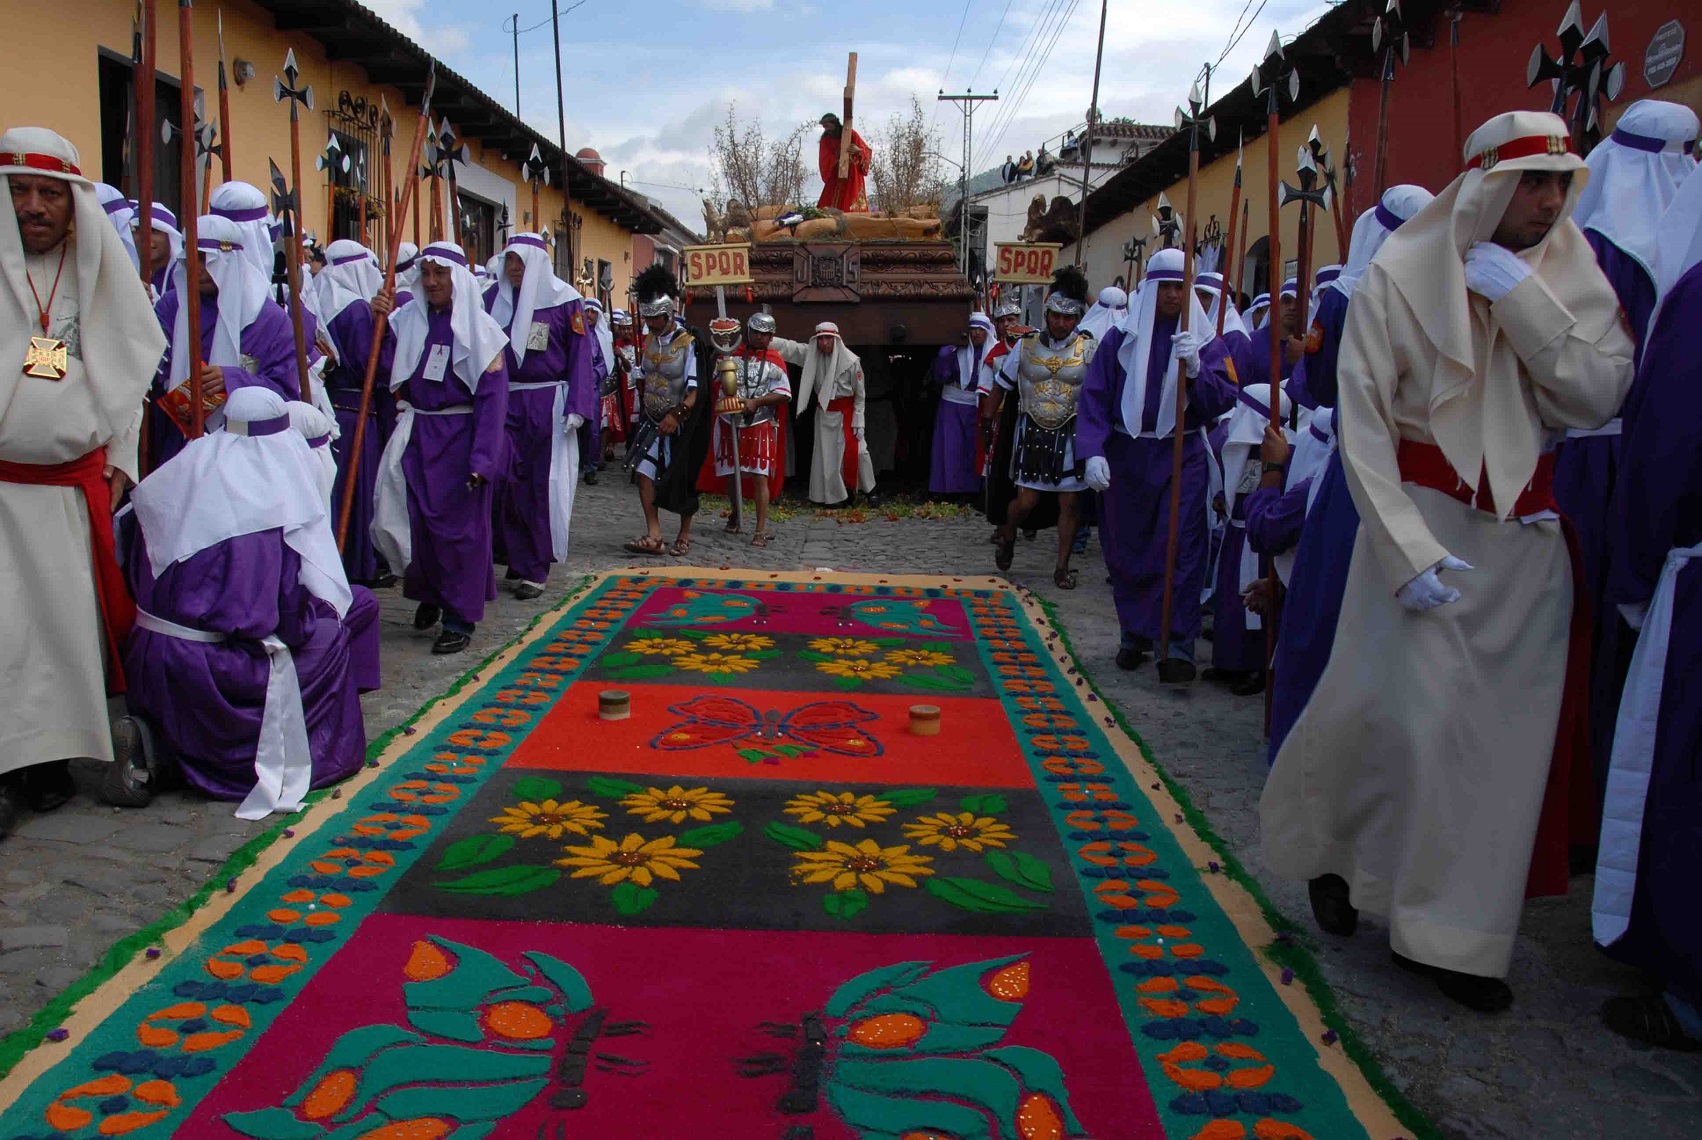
[423, 344, 451, 382]
[527, 322, 551, 354]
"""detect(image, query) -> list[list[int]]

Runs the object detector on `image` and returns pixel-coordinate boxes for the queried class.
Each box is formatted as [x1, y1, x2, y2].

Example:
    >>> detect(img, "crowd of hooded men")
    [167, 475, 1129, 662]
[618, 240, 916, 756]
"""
[3, 98, 1701, 1055]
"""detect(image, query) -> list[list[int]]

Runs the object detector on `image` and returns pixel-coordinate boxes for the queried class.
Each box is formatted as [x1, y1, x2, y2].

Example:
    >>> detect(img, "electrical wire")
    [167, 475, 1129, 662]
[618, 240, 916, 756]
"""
[975, 0, 1081, 171]
[971, 0, 1070, 170]
[968, 0, 1019, 89]
[929, 0, 980, 133]
[501, 1, 589, 37]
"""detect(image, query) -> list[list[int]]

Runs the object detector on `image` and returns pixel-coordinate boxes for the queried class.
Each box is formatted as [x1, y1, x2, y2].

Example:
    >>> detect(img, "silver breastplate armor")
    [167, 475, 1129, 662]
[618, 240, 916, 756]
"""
[733, 355, 784, 427]
[1016, 333, 1093, 432]
[640, 332, 693, 420]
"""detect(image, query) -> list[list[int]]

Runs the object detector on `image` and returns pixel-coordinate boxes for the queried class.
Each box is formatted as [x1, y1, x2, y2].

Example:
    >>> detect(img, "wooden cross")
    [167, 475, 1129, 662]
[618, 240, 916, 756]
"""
[837, 52, 859, 180]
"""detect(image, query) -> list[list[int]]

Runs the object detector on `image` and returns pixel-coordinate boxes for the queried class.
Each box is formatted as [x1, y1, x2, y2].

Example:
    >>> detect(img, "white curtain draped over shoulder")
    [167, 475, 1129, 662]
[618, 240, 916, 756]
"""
[167, 215, 272, 408]
[130, 387, 352, 818]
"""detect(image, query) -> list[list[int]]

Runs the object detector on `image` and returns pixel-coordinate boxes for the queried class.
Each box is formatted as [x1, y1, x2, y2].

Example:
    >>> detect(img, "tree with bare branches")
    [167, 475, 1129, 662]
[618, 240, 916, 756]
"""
[709, 106, 811, 211]
[869, 96, 945, 216]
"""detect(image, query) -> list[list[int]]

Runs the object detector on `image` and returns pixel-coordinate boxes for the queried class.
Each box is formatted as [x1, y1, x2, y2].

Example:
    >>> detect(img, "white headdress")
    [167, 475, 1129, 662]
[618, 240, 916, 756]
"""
[489, 232, 581, 365]
[1113, 246, 1214, 438]
[317, 239, 383, 328]
[208, 181, 278, 285]
[0, 127, 165, 444]
[94, 183, 138, 270]
[1572, 99, 1700, 284]
[1329, 184, 1434, 301]
[167, 214, 273, 395]
[387, 241, 510, 394]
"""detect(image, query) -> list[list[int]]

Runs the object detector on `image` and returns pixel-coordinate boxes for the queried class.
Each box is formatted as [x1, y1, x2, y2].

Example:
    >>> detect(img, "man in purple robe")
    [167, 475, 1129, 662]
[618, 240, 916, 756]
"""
[1266, 185, 1433, 761]
[123, 388, 374, 818]
[370, 242, 511, 655]
[129, 201, 180, 300]
[152, 215, 302, 468]
[487, 232, 595, 600]
[314, 240, 389, 583]
[1593, 164, 1702, 1052]
[1554, 100, 1698, 799]
[1239, 277, 1301, 390]
[581, 296, 615, 478]
[1205, 383, 1290, 696]
[1079, 246, 1237, 683]
[929, 311, 992, 498]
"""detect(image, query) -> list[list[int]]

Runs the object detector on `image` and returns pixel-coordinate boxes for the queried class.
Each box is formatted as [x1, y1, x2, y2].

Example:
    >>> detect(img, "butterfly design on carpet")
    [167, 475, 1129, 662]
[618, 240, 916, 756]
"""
[734, 954, 1089, 1139]
[643, 590, 768, 627]
[821, 598, 967, 637]
[651, 696, 883, 762]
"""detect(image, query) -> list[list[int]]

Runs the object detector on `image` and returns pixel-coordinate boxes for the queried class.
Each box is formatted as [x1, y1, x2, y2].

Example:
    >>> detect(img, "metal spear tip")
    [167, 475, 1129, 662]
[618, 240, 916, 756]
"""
[1174, 106, 1186, 130]
[1604, 60, 1626, 102]
[1249, 64, 1262, 95]
[1296, 145, 1315, 172]
[283, 48, 299, 83]
[1188, 80, 1202, 110]
[1385, 0, 1401, 17]
[1581, 12, 1609, 54]
[1559, 0, 1583, 38]
[422, 62, 437, 115]
[1287, 70, 1300, 102]
[1264, 29, 1283, 61]
[1308, 124, 1323, 147]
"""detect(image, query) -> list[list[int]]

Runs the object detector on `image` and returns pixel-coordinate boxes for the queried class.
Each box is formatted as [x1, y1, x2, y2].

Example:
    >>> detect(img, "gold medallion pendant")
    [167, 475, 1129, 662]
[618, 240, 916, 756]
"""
[23, 335, 67, 380]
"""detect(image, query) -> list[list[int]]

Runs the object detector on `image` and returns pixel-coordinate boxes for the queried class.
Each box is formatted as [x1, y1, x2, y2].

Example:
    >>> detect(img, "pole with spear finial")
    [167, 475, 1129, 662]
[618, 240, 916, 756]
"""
[273, 49, 316, 404]
[1217, 134, 1242, 338]
[522, 143, 551, 234]
[1311, 128, 1348, 263]
[378, 95, 394, 261]
[174, 0, 207, 436]
[316, 132, 348, 240]
[1281, 141, 1327, 340]
[1152, 193, 1182, 251]
[338, 65, 438, 551]
[1253, 32, 1299, 724]
[1527, 6, 1626, 157]
[1371, 0, 1410, 201]
[216, 8, 233, 180]
[438, 119, 470, 247]
[1156, 76, 1214, 674]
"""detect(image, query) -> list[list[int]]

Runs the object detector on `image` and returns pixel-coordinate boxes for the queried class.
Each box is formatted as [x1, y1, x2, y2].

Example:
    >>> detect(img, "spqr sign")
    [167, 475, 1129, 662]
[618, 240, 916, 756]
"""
[683, 243, 754, 288]
[994, 242, 1062, 284]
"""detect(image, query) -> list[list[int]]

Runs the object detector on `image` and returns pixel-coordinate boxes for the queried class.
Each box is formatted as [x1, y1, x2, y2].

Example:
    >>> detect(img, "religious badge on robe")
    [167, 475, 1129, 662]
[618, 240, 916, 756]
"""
[23, 335, 67, 380]
[527, 321, 551, 353]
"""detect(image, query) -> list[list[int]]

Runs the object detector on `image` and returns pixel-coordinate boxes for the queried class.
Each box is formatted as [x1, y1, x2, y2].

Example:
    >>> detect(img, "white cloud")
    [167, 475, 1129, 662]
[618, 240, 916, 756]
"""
[696, 0, 776, 10]
[360, 0, 471, 58]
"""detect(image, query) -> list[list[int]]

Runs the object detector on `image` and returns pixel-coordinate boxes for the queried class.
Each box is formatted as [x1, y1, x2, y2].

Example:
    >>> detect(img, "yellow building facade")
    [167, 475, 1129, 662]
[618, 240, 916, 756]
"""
[1, 0, 665, 302]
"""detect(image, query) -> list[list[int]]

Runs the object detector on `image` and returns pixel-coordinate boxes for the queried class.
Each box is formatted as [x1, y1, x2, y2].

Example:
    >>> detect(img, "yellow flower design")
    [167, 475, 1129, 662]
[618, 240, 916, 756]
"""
[784, 790, 896, 829]
[556, 833, 703, 887]
[672, 652, 760, 675]
[793, 838, 935, 894]
[884, 649, 955, 668]
[620, 785, 734, 825]
[490, 799, 607, 840]
[815, 658, 902, 681]
[902, 811, 1018, 853]
[628, 637, 695, 656]
[808, 637, 881, 656]
[702, 632, 775, 652]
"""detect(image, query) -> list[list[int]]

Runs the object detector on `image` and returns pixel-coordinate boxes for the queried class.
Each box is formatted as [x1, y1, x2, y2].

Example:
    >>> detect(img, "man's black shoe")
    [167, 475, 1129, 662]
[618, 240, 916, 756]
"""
[414, 603, 442, 631]
[583, 468, 599, 485]
[1393, 952, 1513, 1013]
[1115, 648, 1147, 670]
[513, 581, 545, 601]
[432, 629, 472, 655]
[1156, 658, 1197, 685]
[0, 783, 17, 841]
[1229, 670, 1267, 697]
[1308, 873, 1358, 936]
[20, 759, 76, 813]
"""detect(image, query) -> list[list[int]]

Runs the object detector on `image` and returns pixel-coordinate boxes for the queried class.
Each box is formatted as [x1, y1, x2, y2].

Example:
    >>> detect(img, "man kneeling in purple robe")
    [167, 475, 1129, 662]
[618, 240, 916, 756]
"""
[1078, 247, 1237, 684]
[370, 242, 511, 655]
[121, 388, 378, 819]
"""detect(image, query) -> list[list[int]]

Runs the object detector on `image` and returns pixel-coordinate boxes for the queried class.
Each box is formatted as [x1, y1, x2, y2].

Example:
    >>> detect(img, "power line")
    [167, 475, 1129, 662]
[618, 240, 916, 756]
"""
[968, 0, 1019, 89]
[1215, 0, 1257, 66]
[976, 0, 1081, 171]
[1216, 0, 1272, 67]
[973, 0, 1070, 169]
[501, 1, 588, 38]
[929, 0, 979, 133]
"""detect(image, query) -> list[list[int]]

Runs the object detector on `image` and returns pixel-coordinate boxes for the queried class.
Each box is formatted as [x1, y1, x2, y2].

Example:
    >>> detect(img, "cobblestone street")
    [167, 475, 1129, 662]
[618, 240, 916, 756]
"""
[2, 476, 1698, 1137]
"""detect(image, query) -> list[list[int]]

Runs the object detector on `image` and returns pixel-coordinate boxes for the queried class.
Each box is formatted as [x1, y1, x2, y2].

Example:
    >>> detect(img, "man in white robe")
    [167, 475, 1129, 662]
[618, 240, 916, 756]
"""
[772, 321, 873, 506]
[1260, 110, 1636, 1011]
[0, 128, 166, 832]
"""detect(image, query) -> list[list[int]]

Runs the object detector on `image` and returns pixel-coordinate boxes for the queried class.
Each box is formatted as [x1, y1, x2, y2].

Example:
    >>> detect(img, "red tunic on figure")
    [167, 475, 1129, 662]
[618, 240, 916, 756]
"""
[818, 129, 872, 213]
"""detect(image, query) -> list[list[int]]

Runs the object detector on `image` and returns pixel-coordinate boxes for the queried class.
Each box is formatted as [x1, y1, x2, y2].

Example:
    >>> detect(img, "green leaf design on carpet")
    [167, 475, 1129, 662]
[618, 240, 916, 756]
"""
[434, 865, 561, 896]
[986, 850, 1053, 893]
[822, 889, 870, 920]
[878, 788, 937, 807]
[509, 775, 562, 801]
[766, 821, 825, 850]
[434, 833, 515, 872]
[586, 776, 647, 798]
[958, 793, 1008, 815]
[926, 878, 1049, 914]
[678, 820, 744, 848]
[611, 881, 660, 915]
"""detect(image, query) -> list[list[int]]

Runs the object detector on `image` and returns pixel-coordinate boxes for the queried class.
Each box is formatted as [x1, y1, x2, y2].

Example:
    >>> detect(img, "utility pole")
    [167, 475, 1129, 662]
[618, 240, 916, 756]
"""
[551, 0, 569, 262]
[1074, 0, 1109, 268]
[937, 89, 998, 277]
[510, 13, 521, 118]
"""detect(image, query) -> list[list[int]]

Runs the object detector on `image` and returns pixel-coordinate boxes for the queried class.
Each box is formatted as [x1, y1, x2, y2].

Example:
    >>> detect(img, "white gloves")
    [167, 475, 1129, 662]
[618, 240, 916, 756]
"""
[566, 413, 585, 430]
[1618, 602, 1648, 632]
[1464, 242, 1532, 303]
[1172, 330, 1204, 378]
[1397, 555, 1473, 612]
[1084, 456, 1112, 492]
[853, 425, 866, 441]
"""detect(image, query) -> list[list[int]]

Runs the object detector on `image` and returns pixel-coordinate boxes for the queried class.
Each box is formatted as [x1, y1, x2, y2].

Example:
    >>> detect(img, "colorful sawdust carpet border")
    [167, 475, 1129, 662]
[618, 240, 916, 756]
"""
[0, 569, 1419, 1140]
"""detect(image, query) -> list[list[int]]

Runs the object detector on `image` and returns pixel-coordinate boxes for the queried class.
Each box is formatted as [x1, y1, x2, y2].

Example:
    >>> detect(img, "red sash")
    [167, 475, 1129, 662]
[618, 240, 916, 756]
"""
[1394, 438, 1590, 897]
[0, 448, 133, 693]
[827, 396, 859, 495]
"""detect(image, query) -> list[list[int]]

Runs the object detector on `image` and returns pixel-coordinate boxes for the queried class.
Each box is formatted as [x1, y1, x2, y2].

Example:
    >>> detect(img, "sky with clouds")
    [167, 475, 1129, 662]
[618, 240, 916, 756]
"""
[361, 0, 1333, 226]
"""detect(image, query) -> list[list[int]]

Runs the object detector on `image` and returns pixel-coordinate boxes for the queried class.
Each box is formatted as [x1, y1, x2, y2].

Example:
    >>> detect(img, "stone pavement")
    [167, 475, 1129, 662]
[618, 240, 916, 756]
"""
[2, 476, 1698, 1138]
